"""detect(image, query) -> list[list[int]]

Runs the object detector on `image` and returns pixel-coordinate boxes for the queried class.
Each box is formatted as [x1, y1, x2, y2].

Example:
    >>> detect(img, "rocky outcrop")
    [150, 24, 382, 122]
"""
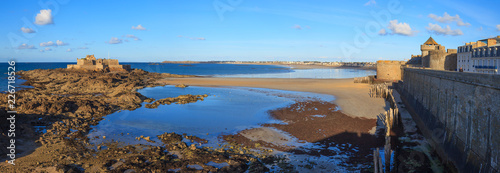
[145, 94, 208, 108]
[175, 84, 189, 88]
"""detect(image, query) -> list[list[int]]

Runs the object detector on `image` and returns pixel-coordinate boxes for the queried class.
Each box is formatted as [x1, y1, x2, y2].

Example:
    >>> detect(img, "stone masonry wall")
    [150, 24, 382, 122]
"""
[429, 50, 457, 71]
[376, 60, 405, 81]
[398, 68, 500, 172]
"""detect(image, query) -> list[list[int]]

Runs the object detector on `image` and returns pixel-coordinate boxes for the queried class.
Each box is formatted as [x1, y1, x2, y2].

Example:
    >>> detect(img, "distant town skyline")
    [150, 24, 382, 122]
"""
[1, 0, 500, 62]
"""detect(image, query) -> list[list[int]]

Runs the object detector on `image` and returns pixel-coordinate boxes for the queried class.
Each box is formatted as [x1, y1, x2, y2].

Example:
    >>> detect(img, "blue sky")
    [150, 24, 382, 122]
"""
[1, 0, 499, 62]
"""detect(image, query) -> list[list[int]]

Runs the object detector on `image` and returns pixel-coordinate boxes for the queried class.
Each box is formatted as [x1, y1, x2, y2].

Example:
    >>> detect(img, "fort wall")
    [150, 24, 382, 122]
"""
[397, 68, 500, 172]
[67, 55, 131, 71]
[429, 50, 457, 71]
[376, 60, 406, 81]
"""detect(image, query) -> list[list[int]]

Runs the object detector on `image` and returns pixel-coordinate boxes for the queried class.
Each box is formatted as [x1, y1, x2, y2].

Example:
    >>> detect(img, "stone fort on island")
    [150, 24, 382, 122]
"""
[67, 55, 131, 72]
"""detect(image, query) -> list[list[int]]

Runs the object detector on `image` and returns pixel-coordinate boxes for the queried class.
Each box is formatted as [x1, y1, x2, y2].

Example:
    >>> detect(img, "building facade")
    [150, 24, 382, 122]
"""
[457, 36, 500, 74]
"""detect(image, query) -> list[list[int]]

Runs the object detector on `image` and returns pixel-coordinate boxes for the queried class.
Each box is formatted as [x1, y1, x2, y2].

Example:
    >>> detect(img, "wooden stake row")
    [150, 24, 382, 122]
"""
[371, 83, 400, 172]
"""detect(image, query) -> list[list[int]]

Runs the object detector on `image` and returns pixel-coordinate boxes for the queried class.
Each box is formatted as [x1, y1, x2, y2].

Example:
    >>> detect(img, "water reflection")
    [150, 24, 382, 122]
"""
[89, 86, 335, 146]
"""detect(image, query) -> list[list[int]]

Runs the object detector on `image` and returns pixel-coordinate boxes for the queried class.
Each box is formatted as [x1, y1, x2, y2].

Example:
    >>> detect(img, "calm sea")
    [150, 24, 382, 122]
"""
[0, 62, 290, 92]
[0, 62, 375, 92]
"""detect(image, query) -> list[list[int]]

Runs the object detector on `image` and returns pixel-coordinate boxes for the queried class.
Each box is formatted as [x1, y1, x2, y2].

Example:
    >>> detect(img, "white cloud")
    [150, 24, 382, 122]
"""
[66, 48, 72, 52]
[18, 44, 36, 49]
[428, 12, 470, 26]
[39, 49, 44, 52]
[364, 0, 376, 6]
[293, 25, 302, 30]
[497, 24, 500, 31]
[131, 24, 146, 30]
[35, 9, 53, 25]
[124, 34, 141, 41]
[378, 28, 387, 35]
[40, 41, 56, 47]
[107, 37, 123, 44]
[44, 47, 52, 51]
[426, 23, 463, 36]
[387, 20, 416, 36]
[21, 27, 36, 33]
[78, 47, 88, 49]
[56, 40, 68, 46]
[457, 21, 470, 26]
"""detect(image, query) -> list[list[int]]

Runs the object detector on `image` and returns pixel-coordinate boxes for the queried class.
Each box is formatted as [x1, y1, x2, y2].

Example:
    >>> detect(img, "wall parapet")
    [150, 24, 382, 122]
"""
[404, 68, 500, 89]
[398, 68, 500, 172]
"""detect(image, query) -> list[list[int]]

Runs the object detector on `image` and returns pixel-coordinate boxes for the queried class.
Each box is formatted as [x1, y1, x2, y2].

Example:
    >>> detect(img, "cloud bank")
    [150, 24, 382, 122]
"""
[428, 12, 470, 26]
[426, 23, 463, 36]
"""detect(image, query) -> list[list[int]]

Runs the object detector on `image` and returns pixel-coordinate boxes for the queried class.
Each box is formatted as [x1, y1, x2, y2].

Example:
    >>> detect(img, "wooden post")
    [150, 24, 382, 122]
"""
[394, 108, 399, 126]
[378, 150, 383, 173]
[385, 136, 392, 172]
[374, 149, 379, 173]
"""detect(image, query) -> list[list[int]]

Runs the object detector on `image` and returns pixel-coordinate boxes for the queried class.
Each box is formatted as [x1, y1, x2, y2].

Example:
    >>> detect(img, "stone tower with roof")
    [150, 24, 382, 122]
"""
[419, 37, 457, 71]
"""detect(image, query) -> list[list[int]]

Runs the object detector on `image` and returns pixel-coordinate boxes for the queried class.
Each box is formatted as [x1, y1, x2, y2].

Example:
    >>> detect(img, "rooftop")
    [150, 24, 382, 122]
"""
[423, 37, 439, 45]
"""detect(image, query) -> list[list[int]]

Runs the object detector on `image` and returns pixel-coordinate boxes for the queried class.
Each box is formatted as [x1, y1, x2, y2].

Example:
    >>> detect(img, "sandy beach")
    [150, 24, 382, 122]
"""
[158, 77, 386, 119]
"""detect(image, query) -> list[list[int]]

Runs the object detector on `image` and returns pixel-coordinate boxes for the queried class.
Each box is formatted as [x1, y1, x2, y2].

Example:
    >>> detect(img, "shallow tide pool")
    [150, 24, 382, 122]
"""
[88, 86, 335, 146]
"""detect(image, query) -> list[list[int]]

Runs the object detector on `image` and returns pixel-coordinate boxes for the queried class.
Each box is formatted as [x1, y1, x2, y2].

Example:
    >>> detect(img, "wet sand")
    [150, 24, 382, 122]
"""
[158, 77, 386, 119]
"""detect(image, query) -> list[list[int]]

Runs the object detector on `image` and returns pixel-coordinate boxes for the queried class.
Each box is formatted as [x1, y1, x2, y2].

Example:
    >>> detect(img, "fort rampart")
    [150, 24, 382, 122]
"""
[397, 68, 500, 172]
[376, 60, 405, 81]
